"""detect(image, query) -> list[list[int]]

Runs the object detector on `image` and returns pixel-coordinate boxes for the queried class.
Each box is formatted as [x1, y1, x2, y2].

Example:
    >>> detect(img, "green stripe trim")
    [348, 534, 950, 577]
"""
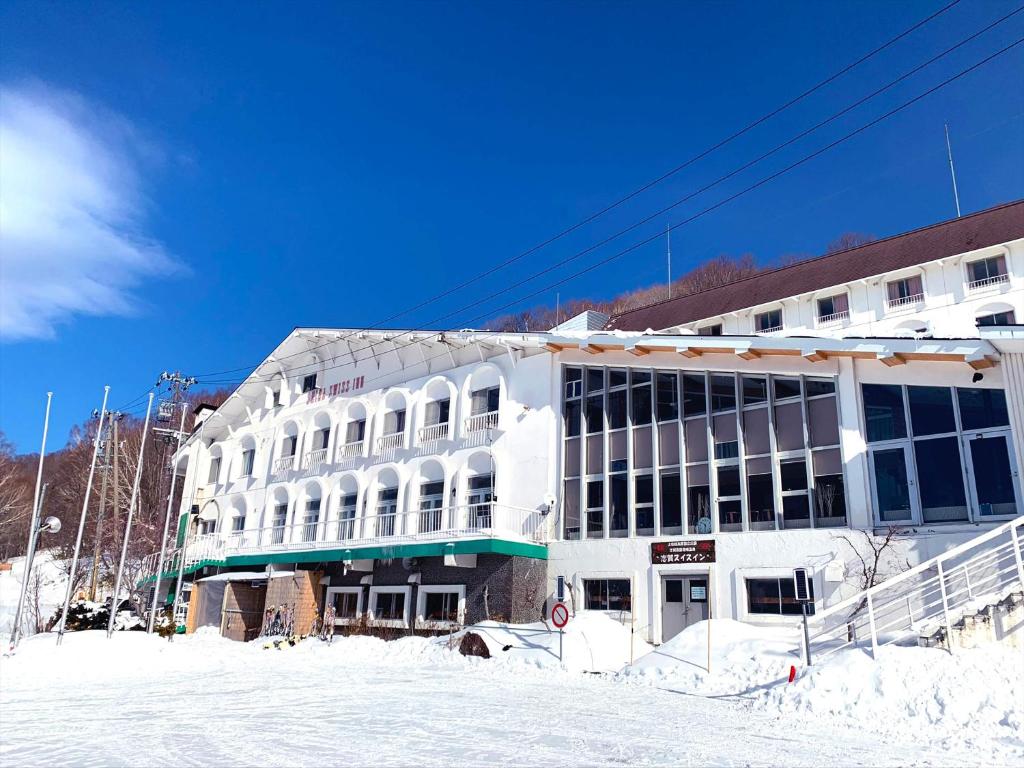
[226, 538, 547, 567]
[137, 559, 225, 586]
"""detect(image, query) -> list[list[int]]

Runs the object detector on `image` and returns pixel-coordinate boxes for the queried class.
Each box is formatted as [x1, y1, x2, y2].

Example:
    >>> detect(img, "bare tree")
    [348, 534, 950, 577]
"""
[825, 232, 875, 254]
[836, 526, 911, 624]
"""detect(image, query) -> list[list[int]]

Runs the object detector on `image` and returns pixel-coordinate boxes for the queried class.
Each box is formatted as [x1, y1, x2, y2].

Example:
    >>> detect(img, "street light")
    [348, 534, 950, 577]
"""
[9, 511, 62, 649]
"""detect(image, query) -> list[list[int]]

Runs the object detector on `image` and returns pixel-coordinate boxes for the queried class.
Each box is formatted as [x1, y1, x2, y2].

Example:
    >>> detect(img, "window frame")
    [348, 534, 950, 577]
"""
[415, 584, 466, 628]
[368, 586, 412, 628]
[326, 586, 364, 625]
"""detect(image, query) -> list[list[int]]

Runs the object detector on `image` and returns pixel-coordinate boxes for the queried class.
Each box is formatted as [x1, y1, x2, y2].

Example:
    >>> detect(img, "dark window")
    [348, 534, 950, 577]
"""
[384, 410, 405, 435]
[241, 449, 255, 476]
[967, 255, 1007, 283]
[813, 475, 846, 526]
[862, 384, 907, 442]
[886, 275, 923, 302]
[956, 388, 1009, 430]
[773, 377, 801, 401]
[631, 377, 652, 426]
[374, 592, 406, 621]
[607, 389, 627, 430]
[747, 472, 775, 528]
[424, 592, 460, 622]
[208, 456, 221, 483]
[610, 474, 628, 537]
[586, 395, 604, 434]
[710, 374, 736, 412]
[742, 377, 768, 406]
[665, 580, 684, 602]
[332, 591, 359, 619]
[586, 368, 605, 394]
[782, 495, 810, 527]
[816, 293, 848, 319]
[471, 387, 500, 415]
[656, 373, 679, 422]
[284, 435, 297, 457]
[717, 466, 741, 497]
[805, 378, 835, 398]
[302, 374, 318, 393]
[780, 460, 808, 491]
[231, 515, 245, 532]
[584, 579, 631, 611]
[747, 577, 814, 615]
[346, 420, 365, 444]
[635, 475, 654, 534]
[564, 399, 582, 437]
[316, 427, 330, 450]
[660, 473, 682, 532]
[755, 309, 782, 332]
[719, 499, 741, 532]
[682, 373, 706, 416]
[563, 480, 580, 540]
[564, 367, 583, 399]
[698, 324, 723, 336]
[914, 437, 968, 523]
[608, 369, 627, 389]
[426, 399, 450, 426]
[586, 480, 603, 538]
[976, 310, 1016, 326]
[907, 386, 955, 436]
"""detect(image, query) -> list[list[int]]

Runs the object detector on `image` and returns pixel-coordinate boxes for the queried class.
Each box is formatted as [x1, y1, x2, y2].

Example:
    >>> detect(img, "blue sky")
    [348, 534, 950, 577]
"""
[1, 1, 1022, 451]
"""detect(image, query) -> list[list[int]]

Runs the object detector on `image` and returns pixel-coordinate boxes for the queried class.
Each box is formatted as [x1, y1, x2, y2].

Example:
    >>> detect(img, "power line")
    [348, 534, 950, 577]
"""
[193, 0, 966, 382]
[195, 17, 1024, 391]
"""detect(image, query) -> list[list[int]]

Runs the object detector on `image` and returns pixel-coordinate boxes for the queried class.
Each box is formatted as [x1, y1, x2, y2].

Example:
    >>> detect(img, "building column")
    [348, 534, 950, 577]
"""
[835, 357, 872, 529]
[1000, 352, 1024, 479]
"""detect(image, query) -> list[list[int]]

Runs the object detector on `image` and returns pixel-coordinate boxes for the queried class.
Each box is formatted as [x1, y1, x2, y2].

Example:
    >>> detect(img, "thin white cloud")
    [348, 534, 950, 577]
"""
[0, 84, 182, 341]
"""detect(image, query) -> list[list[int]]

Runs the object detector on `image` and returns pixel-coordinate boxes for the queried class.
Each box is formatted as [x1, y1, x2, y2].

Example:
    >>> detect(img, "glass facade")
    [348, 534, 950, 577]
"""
[562, 366, 847, 539]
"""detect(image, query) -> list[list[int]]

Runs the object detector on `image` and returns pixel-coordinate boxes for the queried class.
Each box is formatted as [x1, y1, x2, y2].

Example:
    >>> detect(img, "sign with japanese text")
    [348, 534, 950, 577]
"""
[651, 540, 716, 565]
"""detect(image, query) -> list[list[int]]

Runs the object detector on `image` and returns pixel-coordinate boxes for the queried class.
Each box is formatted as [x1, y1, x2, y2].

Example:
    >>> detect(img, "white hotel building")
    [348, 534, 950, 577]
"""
[148, 200, 1024, 644]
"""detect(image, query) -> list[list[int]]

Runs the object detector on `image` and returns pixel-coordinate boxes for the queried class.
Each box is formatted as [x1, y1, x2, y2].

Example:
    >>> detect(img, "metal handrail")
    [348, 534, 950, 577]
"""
[806, 517, 1024, 660]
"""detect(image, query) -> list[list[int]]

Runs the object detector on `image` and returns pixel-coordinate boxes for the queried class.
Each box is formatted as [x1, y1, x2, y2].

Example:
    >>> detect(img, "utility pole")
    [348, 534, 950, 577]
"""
[944, 122, 961, 218]
[88, 411, 120, 601]
[148, 372, 196, 633]
[666, 223, 672, 300]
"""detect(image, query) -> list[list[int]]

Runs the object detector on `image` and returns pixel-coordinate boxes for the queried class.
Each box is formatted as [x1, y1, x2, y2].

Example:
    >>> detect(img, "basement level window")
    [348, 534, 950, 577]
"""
[583, 578, 631, 611]
[746, 577, 814, 616]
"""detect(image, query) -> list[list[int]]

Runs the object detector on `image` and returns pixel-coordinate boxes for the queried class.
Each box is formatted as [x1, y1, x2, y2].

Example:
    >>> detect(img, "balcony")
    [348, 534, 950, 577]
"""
[967, 273, 1009, 292]
[464, 411, 499, 433]
[418, 422, 450, 443]
[301, 448, 328, 474]
[140, 504, 548, 580]
[339, 441, 363, 459]
[886, 293, 924, 310]
[815, 310, 849, 328]
[755, 325, 783, 335]
[376, 432, 404, 453]
[272, 455, 295, 476]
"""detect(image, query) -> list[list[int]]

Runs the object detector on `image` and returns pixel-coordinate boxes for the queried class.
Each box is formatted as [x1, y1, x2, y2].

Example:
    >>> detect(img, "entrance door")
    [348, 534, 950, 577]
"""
[964, 431, 1021, 518]
[870, 445, 917, 523]
[661, 576, 709, 643]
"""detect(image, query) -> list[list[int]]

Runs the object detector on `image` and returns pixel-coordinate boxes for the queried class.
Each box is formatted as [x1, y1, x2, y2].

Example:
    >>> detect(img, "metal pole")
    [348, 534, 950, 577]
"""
[56, 386, 111, 645]
[801, 601, 812, 666]
[558, 627, 563, 664]
[107, 392, 154, 638]
[88, 412, 114, 601]
[707, 566, 713, 674]
[171, 416, 209, 640]
[1009, 523, 1024, 594]
[865, 591, 879, 660]
[148, 402, 188, 632]
[9, 484, 47, 648]
[936, 559, 955, 655]
[944, 122, 961, 218]
[10, 392, 52, 648]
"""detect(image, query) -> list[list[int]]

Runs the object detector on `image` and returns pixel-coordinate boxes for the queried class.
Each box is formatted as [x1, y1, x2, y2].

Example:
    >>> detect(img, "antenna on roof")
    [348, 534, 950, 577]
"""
[556, 292, 561, 326]
[944, 122, 961, 218]
[666, 223, 672, 300]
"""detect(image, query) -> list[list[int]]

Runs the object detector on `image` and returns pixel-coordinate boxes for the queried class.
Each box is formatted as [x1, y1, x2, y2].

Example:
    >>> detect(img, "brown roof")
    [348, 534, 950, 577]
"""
[607, 200, 1024, 332]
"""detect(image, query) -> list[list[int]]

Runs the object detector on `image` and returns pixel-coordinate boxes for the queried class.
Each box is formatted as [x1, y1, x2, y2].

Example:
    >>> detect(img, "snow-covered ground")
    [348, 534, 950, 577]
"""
[1, 616, 1020, 766]
[0, 551, 70, 638]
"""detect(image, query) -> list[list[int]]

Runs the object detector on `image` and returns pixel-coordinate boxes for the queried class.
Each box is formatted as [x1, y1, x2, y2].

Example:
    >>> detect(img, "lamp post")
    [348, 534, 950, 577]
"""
[8, 513, 62, 649]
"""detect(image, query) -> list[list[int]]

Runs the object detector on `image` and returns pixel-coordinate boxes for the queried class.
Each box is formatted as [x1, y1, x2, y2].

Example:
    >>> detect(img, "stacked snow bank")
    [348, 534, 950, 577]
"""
[443, 613, 654, 674]
[618, 618, 1023, 746]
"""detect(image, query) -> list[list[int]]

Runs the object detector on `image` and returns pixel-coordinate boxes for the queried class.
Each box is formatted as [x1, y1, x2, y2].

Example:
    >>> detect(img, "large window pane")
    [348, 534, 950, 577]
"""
[685, 418, 708, 463]
[747, 469, 775, 530]
[710, 374, 736, 412]
[914, 437, 968, 522]
[586, 395, 603, 434]
[563, 480, 580, 539]
[609, 430, 627, 462]
[742, 376, 768, 406]
[682, 373, 706, 416]
[660, 473, 682, 534]
[610, 474, 628, 537]
[781, 495, 810, 529]
[808, 396, 840, 448]
[607, 389, 627, 430]
[743, 407, 770, 455]
[956, 388, 1009, 430]
[780, 459, 808, 491]
[633, 426, 653, 468]
[586, 368, 604, 394]
[718, 499, 742, 532]
[863, 384, 907, 442]
[658, 421, 679, 466]
[656, 373, 679, 422]
[717, 466, 741, 497]
[564, 438, 581, 477]
[871, 448, 912, 521]
[564, 400, 581, 437]
[773, 377, 801, 401]
[813, 474, 847, 527]
[586, 480, 603, 538]
[635, 475, 654, 535]
[774, 401, 804, 452]
[586, 435, 603, 475]
[908, 386, 956, 436]
[968, 435, 1017, 516]
[631, 378, 652, 425]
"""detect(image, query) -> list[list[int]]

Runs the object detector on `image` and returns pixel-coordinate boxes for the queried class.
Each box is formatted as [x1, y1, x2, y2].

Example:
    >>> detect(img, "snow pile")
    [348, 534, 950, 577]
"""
[619, 618, 800, 694]
[443, 612, 653, 673]
[766, 643, 1024, 740]
[0, 551, 69, 639]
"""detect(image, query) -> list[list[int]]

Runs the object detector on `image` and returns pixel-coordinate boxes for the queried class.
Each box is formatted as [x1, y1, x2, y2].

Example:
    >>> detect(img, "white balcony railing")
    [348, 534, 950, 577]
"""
[376, 432, 404, 453]
[301, 448, 328, 473]
[418, 422, 450, 443]
[886, 293, 924, 310]
[272, 455, 295, 475]
[967, 273, 1009, 291]
[756, 325, 783, 335]
[464, 411, 499, 433]
[815, 310, 850, 327]
[139, 504, 549, 582]
[340, 441, 363, 459]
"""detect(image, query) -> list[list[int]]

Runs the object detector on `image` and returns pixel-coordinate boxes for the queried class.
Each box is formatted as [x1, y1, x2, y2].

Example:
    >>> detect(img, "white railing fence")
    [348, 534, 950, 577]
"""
[967, 273, 1009, 291]
[302, 448, 328, 473]
[805, 517, 1024, 662]
[272, 455, 295, 474]
[376, 432, 404, 453]
[139, 504, 550, 582]
[816, 310, 850, 327]
[340, 441, 363, 459]
[418, 422, 450, 443]
[886, 292, 924, 309]
[464, 411, 499, 433]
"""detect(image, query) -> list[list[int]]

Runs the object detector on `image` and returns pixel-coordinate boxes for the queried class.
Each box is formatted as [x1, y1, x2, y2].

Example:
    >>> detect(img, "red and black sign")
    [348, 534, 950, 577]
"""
[651, 540, 716, 565]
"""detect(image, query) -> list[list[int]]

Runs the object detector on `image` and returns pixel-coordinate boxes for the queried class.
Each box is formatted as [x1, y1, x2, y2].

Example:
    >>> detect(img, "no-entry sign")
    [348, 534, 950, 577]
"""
[551, 602, 570, 629]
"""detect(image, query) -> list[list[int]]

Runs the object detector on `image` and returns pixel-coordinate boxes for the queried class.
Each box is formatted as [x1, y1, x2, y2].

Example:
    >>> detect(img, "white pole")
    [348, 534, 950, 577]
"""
[147, 402, 189, 633]
[666, 223, 672, 299]
[707, 566, 713, 674]
[170, 416, 209, 640]
[106, 393, 154, 638]
[9, 393, 52, 648]
[944, 122, 961, 218]
[56, 386, 110, 645]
